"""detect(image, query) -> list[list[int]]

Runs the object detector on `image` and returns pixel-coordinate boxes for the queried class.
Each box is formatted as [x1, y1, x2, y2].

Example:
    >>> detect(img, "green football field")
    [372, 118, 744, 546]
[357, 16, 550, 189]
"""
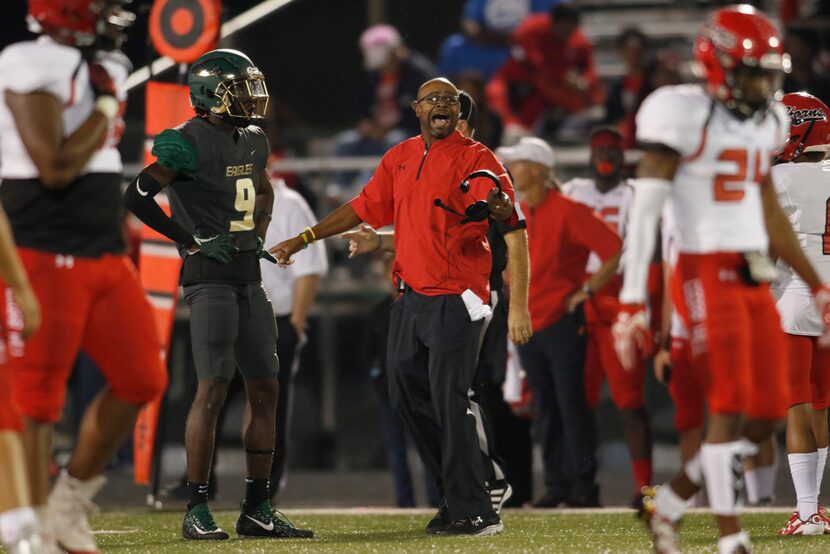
[81, 508, 830, 553]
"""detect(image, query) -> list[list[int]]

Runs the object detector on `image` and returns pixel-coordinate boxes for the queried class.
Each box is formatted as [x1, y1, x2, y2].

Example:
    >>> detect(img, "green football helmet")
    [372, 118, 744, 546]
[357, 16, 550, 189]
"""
[188, 49, 269, 127]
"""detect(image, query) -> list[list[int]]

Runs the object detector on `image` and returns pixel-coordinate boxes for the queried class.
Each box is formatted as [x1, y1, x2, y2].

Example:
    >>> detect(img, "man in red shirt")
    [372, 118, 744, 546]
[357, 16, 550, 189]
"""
[498, 136, 621, 507]
[271, 78, 518, 536]
[486, 4, 604, 140]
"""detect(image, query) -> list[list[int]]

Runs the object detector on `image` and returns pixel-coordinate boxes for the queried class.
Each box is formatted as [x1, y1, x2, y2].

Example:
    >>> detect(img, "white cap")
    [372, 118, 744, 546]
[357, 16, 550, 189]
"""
[496, 137, 555, 169]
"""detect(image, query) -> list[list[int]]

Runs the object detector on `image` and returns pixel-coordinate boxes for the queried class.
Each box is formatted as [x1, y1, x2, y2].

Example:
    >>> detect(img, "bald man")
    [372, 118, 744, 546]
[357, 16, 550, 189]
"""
[271, 78, 519, 535]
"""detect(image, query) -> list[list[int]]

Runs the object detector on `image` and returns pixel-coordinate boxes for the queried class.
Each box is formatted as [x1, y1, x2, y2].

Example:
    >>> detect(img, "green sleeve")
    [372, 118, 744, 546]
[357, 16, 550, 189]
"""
[151, 129, 199, 176]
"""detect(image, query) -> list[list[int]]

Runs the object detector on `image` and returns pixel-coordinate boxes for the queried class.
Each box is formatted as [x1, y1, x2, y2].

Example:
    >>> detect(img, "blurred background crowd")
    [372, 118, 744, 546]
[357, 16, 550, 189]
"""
[2, 0, 830, 509]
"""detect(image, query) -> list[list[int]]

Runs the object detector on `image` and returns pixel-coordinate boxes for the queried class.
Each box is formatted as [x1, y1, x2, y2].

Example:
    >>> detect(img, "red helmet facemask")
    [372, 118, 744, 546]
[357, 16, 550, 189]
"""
[27, 0, 135, 50]
[590, 131, 624, 178]
[776, 92, 830, 163]
[693, 4, 789, 119]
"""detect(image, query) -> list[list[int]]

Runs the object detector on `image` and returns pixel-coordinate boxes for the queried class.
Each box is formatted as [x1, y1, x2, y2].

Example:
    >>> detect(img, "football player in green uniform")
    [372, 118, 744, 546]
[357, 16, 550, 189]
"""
[124, 49, 312, 540]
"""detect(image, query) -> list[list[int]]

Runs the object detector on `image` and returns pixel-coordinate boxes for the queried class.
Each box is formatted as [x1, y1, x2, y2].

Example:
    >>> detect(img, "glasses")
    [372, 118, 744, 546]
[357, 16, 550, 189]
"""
[415, 94, 460, 105]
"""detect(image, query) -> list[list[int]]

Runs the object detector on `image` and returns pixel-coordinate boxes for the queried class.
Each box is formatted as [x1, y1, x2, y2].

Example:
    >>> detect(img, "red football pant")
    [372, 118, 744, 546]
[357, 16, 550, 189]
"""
[0, 286, 21, 431]
[673, 252, 788, 420]
[787, 334, 830, 410]
[667, 336, 705, 432]
[584, 321, 645, 410]
[8, 249, 167, 423]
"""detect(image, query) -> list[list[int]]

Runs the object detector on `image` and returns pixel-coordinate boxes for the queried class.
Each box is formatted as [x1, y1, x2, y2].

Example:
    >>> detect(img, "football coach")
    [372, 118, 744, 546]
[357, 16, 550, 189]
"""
[270, 77, 518, 536]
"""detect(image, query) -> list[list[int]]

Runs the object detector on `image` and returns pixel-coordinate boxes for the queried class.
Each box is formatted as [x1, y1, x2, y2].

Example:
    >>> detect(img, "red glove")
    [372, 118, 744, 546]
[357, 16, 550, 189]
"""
[612, 303, 653, 371]
[88, 62, 117, 98]
[814, 285, 830, 347]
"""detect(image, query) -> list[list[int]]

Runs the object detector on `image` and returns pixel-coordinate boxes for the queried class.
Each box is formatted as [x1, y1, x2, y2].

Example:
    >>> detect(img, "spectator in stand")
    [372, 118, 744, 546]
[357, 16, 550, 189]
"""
[455, 71, 503, 148]
[437, 0, 565, 82]
[784, 25, 830, 105]
[486, 4, 604, 144]
[335, 24, 435, 187]
[604, 28, 649, 147]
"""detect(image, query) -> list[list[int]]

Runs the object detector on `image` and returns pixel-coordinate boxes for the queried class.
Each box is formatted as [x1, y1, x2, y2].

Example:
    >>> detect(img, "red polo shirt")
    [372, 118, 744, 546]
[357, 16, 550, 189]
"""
[524, 190, 621, 331]
[351, 130, 517, 303]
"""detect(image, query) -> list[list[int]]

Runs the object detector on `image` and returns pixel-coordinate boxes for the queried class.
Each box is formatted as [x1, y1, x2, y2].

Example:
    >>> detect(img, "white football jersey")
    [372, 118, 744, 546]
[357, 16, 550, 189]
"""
[636, 84, 789, 254]
[562, 177, 632, 273]
[0, 36, 126, 179]
[771, 160, 830, 336]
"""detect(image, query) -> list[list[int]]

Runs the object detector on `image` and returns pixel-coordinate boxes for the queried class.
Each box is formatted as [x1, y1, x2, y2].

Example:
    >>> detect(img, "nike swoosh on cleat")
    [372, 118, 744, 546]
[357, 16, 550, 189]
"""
[136, 177, 149, 197]
[192, 525, 218, 535]
[245, 515, 275, 532]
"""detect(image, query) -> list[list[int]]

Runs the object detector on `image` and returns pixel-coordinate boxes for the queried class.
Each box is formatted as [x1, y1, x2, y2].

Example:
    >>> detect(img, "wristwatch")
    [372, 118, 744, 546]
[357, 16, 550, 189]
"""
[581, 282, 594, 297]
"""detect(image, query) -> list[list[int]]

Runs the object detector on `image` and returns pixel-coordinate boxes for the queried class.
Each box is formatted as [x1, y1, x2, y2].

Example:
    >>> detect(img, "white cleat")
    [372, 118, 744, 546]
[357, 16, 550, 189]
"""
[4, 519, 62, 554]
[779, 512, 826, 536]
[48, 470, 106, 554]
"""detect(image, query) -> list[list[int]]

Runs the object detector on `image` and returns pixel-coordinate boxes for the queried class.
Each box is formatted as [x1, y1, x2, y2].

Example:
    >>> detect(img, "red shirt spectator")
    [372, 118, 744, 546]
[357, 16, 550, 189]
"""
[523, 191, 620, 331]
[351, 130, 517, 303]
[486, 6, 604, 131]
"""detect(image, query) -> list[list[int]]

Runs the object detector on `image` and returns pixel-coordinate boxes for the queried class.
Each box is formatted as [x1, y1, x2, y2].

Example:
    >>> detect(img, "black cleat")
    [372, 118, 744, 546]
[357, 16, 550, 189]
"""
[182, 503, 229, 540]
[236, 501, 314, 538]
[426, 499, 450, 534]
[439, 511, 504, 536]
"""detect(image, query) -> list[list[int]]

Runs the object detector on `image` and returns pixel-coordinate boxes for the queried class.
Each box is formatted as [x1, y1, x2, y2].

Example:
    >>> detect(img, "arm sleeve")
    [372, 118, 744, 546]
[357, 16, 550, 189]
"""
[124, 171, 195, 248]
[568, 203, 622, 261]
[349, 150, 397, 229]
[619, 179, 672, 304]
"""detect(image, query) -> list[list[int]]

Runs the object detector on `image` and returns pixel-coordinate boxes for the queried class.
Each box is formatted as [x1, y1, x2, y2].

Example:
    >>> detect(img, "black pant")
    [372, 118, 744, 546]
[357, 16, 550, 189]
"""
[270, 315, 300, 498]
[387, 291, 492, 521]
[517, 308, 598, 501]
[471, 290, 533, 505]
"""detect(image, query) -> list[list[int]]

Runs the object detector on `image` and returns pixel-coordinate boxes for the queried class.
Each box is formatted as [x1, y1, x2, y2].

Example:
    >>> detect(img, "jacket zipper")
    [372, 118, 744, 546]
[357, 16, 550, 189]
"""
[416, 143, 430, 181]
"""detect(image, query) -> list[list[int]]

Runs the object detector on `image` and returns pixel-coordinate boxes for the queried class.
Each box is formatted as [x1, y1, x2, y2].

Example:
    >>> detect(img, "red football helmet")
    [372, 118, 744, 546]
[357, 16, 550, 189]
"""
[694, 4, 790, 118]
[27, 0, 134, 49]
[776, 92, 830, 162]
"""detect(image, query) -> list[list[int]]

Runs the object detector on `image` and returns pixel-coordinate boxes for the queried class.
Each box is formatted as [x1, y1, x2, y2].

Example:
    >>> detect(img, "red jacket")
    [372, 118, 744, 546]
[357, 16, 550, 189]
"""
[351, 130, 517, 303]
[523, 190, 620, 331]
[486, 13, 604, 128]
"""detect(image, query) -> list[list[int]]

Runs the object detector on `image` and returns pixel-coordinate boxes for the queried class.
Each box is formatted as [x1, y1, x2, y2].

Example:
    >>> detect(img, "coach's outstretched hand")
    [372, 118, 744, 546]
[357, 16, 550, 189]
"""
[257, 237, 278, 264]
[269, 236, 305, 267]
[193, 233, 238, 264]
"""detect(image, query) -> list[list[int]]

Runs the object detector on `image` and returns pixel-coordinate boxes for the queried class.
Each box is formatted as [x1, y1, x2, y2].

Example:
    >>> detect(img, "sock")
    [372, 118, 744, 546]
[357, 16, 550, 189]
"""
[653, 484, 687, 523]
[0, 507, 36, 545]
[632, 459, 653, 491]
[817, 447, 828, 494]
[684, 452, 703, 486]
[789, 452, 819, 519]
[187, 481, 210, 510]
[701, 442, 744, 516]
[717, 531, 750, 554]
[755, 464, 775, 502]
[244, 478, 270, 507]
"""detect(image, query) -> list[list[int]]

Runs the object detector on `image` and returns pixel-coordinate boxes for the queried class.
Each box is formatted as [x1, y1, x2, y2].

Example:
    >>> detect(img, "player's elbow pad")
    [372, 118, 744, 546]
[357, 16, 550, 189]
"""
[619, 178, 671, 304]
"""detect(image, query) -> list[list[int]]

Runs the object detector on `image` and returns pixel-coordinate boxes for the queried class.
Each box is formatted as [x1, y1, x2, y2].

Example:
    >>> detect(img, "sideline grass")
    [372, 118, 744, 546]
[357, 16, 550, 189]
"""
[81, 509, 830, 553]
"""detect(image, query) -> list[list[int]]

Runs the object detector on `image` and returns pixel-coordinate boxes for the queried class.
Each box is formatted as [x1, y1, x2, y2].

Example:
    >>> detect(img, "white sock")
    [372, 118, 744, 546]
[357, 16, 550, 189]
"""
[789, 452, 819, 519]
[718, 531, 750, 554]
[817, 447, 828, 495]
[701, 442, 744, 516]
[684, 452, 703, 486]
[756, 465, 775, 502]
[653, 484, 687, 523]
[0, 507, 36, 545]
[744, 468, 761, 505]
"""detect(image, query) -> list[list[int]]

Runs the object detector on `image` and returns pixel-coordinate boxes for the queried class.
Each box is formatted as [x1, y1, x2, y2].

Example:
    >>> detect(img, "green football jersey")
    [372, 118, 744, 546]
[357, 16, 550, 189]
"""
[159, 117, 269, 284]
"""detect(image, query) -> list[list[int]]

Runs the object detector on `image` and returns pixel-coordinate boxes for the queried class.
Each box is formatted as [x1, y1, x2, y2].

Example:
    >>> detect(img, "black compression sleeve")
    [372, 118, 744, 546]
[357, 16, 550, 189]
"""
[124, 171, 195, 248]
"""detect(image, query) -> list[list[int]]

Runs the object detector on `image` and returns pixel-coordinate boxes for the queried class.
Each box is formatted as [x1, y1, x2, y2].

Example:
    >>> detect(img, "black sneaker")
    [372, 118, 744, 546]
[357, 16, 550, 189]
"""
[182, 503, 229, 540]
[425, 499, 450, 534]
[439, 511, 503, 536]
[236, 501, 314, 538]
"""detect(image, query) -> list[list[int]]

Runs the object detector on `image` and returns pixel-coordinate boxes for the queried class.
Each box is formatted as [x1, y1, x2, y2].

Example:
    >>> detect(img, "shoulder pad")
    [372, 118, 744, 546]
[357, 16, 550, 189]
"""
[152, 129, 199, 176]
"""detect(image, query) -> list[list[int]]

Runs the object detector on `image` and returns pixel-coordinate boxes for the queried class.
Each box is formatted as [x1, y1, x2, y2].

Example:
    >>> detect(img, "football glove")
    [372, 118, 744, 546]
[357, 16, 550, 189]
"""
[612, 303, 653, 371]
[815, 285, 830, 347]
[88, 62, 117, 98]
[194, 233, 238, 265]
[257, 237, 278, 264]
